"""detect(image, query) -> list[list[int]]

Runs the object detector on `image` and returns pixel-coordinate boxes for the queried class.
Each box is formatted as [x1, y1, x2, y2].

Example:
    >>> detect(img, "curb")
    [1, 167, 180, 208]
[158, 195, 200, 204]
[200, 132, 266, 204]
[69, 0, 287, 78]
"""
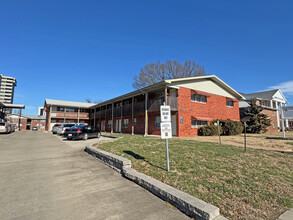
[85, 145, 227, 220]
[277, 208, 293, 220]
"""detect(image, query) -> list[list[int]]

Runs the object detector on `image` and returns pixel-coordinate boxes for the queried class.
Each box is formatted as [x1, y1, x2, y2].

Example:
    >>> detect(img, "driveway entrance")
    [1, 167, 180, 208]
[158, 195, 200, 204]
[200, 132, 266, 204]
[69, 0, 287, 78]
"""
[0, 131, 188, 219]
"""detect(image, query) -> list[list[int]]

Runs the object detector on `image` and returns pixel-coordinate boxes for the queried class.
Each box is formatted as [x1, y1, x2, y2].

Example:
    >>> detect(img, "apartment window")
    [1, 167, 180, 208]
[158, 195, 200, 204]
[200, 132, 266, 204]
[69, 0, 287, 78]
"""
[66, 108, 74, 112]
[155, 116, 160, 128]
[133, 118, 137, 125]
[226, 100, 234, 107]
[51, 119, 56, 123]
[260, 100, 271, 107]
[191, 94, 207, 103]
[59, 107, 65, 112]
[191, 120, 207, 128]
[108, 120, 112, 128]
[123, 119, 129, 128]
[80, 109, 85, 112]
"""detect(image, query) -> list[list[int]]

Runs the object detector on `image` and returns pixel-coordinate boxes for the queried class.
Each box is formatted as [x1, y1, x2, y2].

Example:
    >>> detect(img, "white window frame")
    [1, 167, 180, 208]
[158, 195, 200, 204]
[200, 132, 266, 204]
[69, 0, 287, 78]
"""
[191, 94, 207, 103]
[123, 119, 129, 128]
[226, 100, 234, 107]
[66, 108, 75, 113]
[191, 120, 207, 128]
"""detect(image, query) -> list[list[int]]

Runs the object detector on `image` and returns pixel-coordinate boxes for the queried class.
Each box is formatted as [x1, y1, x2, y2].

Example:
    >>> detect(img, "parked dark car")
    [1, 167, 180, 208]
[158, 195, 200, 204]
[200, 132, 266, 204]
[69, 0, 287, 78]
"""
[52, 124, 62, 134]
[66, 125, 101, 140]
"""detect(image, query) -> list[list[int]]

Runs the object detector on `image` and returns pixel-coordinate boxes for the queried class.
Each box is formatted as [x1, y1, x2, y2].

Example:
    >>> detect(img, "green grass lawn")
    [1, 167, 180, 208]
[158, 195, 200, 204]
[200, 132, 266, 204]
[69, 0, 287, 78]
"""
[95, 133, 293, 220]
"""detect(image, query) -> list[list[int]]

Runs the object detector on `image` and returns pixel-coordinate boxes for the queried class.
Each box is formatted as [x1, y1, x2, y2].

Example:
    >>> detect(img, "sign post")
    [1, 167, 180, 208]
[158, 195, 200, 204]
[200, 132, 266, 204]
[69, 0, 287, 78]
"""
[160, 103, 172, 172]
[214, 120, 222, 156]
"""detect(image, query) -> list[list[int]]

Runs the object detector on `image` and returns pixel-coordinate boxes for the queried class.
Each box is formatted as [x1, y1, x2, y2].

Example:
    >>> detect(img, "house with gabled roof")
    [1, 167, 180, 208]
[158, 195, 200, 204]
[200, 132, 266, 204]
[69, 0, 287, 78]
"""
[239, 89, 288, 132]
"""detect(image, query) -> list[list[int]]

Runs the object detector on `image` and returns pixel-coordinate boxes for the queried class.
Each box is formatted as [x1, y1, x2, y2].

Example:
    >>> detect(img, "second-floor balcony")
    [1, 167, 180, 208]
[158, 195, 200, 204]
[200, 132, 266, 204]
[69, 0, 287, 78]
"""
[93, 96, 178, 118]
[51, 112, 89, 119]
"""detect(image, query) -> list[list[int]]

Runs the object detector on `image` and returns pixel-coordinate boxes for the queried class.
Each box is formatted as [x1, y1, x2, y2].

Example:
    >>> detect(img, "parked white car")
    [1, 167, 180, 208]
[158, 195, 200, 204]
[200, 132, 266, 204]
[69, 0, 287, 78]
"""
[0, 122, 11, 134]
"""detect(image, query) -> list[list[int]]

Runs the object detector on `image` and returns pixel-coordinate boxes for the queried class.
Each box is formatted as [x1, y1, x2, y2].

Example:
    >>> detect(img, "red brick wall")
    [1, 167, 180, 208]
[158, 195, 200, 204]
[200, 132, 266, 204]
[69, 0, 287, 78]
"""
[31, 119, 46, 130]
[262, 109, 278, 133]
[177, 87, 240, 137]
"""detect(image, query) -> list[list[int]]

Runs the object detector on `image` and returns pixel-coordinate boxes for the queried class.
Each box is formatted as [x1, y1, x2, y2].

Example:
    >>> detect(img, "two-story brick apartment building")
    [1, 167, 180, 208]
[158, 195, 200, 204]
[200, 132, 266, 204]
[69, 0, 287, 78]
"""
[90, 75, 244, 137]
[44, 99, 95, 131]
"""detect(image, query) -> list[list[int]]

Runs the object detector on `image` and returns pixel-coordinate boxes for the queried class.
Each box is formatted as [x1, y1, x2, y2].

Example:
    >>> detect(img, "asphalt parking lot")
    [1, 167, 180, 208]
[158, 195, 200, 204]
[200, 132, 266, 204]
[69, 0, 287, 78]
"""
[52, 132, 112, 149]
[0, 131, 188, 220]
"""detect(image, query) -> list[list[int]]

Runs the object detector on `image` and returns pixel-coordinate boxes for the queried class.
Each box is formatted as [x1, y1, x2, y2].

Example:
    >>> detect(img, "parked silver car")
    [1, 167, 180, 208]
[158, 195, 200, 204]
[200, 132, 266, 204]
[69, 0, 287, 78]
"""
[57, 124, 75, 135]
[0, 122, 11, 134]
[52, 124, 62, 134]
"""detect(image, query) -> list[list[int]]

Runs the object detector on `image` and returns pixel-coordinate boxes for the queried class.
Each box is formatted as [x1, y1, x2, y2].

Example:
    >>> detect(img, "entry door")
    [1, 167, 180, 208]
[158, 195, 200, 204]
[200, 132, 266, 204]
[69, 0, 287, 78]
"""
[118, 119, 122, 132]
[101, 121, 105, 131]
[115, 119, 119, 132]
[171, 115, 177, 136]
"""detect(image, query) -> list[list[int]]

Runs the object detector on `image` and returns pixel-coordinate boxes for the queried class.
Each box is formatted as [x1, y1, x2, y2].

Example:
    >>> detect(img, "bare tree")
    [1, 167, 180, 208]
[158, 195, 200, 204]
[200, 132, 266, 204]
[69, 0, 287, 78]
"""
[85, 98, 103, 104]
[133, 60, 206, 89]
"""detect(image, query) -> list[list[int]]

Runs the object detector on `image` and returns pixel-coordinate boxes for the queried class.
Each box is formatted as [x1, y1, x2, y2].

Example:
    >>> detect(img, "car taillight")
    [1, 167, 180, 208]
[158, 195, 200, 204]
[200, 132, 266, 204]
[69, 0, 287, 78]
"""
[5, 126, 7, 128]
[77, 129, 82, 133]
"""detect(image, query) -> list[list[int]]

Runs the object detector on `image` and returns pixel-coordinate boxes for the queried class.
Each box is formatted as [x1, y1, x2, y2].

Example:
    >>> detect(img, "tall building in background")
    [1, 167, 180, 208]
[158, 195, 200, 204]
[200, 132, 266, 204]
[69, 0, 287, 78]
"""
[0, 74, 17, 104]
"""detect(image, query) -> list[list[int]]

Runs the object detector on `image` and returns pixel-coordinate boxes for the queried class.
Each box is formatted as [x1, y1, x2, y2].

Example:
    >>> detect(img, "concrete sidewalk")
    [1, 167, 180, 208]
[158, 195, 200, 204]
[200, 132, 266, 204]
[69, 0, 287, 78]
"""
[0, 131, 189, 220]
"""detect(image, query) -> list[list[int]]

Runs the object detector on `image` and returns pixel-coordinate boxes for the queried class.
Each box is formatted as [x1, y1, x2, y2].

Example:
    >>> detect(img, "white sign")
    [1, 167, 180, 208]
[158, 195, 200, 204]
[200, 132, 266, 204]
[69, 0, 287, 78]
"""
[283, 106, 293, 119]
[160, 122, 172, 139]
[160, 105, 171, 122]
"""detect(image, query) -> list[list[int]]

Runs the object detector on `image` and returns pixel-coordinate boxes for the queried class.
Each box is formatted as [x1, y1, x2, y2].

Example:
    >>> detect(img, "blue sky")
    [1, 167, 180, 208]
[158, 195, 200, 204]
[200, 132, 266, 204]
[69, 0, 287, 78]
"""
[1, 0, 292, 115]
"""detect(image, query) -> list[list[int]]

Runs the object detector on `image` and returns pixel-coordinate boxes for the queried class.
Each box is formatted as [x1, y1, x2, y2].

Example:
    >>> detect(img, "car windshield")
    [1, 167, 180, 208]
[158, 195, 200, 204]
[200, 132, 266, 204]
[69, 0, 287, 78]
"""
[72, 125, 86, 129]
[64, 124, 75, 127]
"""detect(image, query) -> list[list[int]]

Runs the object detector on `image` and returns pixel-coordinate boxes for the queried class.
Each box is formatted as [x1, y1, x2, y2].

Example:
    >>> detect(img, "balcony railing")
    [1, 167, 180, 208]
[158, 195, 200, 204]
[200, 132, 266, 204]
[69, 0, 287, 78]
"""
[92, 96, 178, 118]
[148, 97, 177, 112]
[51, 112, 89, 118]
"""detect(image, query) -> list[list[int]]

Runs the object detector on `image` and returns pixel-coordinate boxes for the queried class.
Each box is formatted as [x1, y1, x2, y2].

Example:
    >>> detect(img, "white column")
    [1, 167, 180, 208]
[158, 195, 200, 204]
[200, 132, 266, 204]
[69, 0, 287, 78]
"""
[94, 108, 96, 128]
[77, 107, 80, 123]
[144, 92, 148, 136]
[276, 102, 280, 128]
[285, 104, 289, 129]
[111, 103, 114, 133]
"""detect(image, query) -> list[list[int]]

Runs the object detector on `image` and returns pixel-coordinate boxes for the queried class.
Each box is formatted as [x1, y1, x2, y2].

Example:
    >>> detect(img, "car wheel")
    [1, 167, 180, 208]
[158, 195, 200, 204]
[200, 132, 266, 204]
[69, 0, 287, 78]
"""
[83, 133, 88, 140]
[67, 137, 72, 140]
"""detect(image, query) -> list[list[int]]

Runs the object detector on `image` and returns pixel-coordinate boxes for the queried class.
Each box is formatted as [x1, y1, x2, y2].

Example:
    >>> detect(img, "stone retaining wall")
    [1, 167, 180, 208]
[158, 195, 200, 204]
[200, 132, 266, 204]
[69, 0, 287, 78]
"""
[85, 145, 227, 220]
